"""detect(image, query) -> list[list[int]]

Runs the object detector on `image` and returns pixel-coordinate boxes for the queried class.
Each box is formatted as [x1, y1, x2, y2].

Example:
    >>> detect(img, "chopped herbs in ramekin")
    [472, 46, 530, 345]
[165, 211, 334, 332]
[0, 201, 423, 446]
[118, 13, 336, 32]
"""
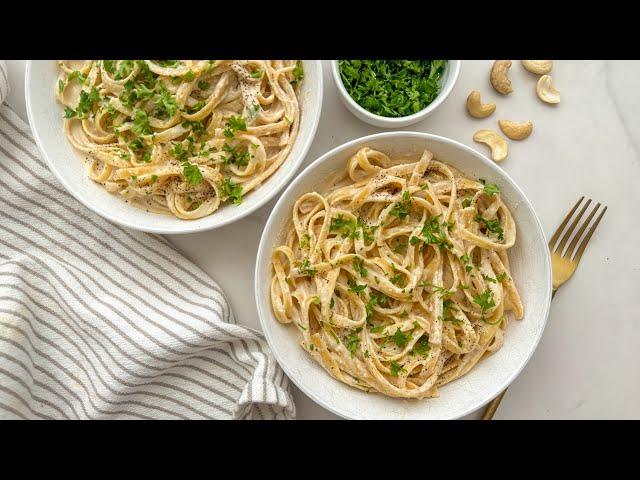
[338, 60, 447, 117]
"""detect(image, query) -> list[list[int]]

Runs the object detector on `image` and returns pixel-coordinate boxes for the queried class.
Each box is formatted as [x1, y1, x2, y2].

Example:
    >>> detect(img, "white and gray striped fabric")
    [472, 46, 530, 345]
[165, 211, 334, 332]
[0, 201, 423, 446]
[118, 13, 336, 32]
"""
[0, 60, 295, 419]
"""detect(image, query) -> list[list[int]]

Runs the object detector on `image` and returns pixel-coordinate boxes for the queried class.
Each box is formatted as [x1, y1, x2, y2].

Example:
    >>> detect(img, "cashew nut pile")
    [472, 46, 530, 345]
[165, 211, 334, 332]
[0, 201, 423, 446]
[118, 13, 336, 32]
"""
[465, 59, 563, 162]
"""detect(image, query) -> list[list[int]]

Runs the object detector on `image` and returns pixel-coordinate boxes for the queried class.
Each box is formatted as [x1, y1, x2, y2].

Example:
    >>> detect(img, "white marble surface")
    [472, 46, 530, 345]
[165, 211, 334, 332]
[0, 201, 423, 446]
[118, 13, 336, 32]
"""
[5, 60, 640, 419]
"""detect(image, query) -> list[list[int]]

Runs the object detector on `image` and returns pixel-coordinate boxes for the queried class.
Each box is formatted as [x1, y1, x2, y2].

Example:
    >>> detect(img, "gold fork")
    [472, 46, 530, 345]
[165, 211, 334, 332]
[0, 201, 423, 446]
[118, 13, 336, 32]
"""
[481, 196, 607, 420]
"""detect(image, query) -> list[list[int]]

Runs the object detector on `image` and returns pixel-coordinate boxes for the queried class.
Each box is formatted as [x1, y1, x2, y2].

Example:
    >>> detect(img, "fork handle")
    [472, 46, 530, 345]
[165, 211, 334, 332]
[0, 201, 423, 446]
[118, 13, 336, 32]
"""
[481, 287, 558, 420]
[481, 389, 508, 420]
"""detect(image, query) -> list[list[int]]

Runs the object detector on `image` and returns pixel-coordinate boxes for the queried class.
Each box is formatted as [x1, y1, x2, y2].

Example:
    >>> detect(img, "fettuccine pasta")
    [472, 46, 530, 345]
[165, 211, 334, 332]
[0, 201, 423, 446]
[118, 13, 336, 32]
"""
[270, 147, 523, 399]
[55, 60, 302, 219]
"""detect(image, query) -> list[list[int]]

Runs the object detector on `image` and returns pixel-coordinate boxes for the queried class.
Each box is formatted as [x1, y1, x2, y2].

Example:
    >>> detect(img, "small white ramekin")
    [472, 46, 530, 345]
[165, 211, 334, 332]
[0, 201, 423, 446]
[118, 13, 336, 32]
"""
[331, 60, 461, 128]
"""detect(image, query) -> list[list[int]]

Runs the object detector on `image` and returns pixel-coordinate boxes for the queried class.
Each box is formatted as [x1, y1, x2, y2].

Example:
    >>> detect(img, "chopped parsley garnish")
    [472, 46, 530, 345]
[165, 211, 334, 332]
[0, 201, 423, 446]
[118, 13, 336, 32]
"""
[182, 161, 203, 186]
[420, 282, 453, 298]
[411, 214, 452, 250]
[358, 218, 378, 241]
[291, 61, 304, 84]
[132, 109, 151, 136]
[330, 214, 360, 239]
[411, 335, 431, 356]
[393, 241, 407, 254]
[353, 257, 368, 278]
[347, 278, 367, 295]
[250, 69, 263, 79]
[223, 116, 247, 138]
[389, 272, 404, 287]
[114, 60, 134, 80]
[475, 214, 505, 241]
[67, 70, 87, 84]
[157, 60, 180, 68]
[218, 178, 243, 205]
[300, 233, 311, 249]
[222, 143, 251, 166]
[461, 253, 473, 273]
[482, 274, 497, 283]
[338, 60, 446, 118]
[365, 290, 388, 323]
[346, 328, 362, 357]
[103, 60, 116, 73]
[496, 272, 508, 282]
[299, 258, 317, 277]
[58, 80, 65, 93]
[389, 361, 406, 377]
[390, 328, 410, 348]
[473, 289, 496, 319]
[150, 174, 158, 184]
[155, 86, 178, 118]
[183, 70, 196, 82]
[197, 80, 210, 90]
[68, 87, 100, 119]
[187, 101, 205, 114]
[389, 191, 412, 220]
[461, 197, 472, 208]
[483, 183, 500, 196]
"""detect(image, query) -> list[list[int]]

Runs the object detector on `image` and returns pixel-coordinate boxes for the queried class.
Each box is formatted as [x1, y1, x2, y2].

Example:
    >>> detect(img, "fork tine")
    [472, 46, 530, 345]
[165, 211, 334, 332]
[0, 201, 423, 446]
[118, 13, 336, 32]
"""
[554, 199, 592, 255]
[564, 202, 601, 259]
[548, 196, 584, 250]
[573, 206, 607, 263]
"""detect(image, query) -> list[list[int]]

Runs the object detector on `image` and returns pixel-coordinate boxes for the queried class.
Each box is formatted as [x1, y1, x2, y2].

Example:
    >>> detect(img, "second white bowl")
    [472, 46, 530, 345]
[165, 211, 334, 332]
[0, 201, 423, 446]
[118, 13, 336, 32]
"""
[25, 60, 324, 234]
[255, 131, 552, 419]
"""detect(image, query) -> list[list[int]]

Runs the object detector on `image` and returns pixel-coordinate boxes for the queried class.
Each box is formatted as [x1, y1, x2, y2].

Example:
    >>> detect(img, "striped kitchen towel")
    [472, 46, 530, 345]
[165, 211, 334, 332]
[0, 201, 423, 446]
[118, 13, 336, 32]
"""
[0, 60, 295, 419]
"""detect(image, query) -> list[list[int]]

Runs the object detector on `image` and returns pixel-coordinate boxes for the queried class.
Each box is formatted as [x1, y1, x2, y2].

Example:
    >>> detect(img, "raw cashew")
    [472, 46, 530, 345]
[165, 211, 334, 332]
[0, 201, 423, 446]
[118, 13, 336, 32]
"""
[473, 129, 508, 162]
[466, 91, 496, 118]
[499, 120, 533, 140]
[536, 75, 561, 104]
[522, 60, 553, 75]
[490, 60, 513, 95]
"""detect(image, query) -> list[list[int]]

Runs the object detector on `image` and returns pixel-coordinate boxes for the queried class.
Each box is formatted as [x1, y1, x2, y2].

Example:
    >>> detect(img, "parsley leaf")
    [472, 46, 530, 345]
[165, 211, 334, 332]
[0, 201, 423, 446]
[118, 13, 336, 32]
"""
[475, 214, 505, 241]
[390, 328, 410, 348]
[223, 116, 247, 138]
[347, 278, 367, 295]
[389, 191, 412, 220]
[353, 257, 368, 278]
[346, 328, 362, 357]
[389, 361, 406, 377]
[182, 161, 203, 186]
[218, 178, 243, 205]
[132, 109, 151, 136]
[473, 289, 496, 318]
[299, 258, 317, 277]
[291, 61, 304, 84]
[222, 143, 250, 167]
[483, 183, 500, 196]
[411, 335, 431, 356]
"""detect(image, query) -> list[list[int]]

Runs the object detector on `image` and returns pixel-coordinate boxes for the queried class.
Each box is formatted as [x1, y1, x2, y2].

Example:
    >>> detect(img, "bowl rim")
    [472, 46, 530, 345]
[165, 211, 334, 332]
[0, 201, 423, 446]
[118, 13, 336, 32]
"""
[330, 60, 461, 126]
[24, 60, 324, 234]
[255, 130, 552, 419]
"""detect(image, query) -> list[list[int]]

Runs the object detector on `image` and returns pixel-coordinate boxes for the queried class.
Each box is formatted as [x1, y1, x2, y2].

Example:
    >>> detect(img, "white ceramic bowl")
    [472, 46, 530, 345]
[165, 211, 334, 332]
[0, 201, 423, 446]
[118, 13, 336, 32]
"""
[255, 131, 552, 419]
[25, 60, 324, 234]
[331, 60, 461, 128]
